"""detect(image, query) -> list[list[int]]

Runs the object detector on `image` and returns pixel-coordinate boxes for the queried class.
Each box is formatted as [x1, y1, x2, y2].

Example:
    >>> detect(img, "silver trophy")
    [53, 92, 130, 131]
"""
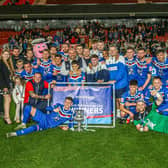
[74, 110, 84, 132]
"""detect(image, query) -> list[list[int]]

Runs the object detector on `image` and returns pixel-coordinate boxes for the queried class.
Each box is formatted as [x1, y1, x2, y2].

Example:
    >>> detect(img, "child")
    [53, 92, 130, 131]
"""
[12, 77, 25, 123]
[134, 100, 149, 132]
[68, 60, 85, 86]
[14, 59, 24, 77]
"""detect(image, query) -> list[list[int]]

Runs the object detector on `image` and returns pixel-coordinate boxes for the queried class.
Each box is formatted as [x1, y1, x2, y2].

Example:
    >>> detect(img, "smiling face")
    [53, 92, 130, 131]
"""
[64, 98, 73, 110]
[33, 42, 48, 58]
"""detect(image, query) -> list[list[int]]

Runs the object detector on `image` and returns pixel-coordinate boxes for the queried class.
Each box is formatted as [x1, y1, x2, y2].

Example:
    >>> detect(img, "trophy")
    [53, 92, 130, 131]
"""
[74, 110, 84, 132]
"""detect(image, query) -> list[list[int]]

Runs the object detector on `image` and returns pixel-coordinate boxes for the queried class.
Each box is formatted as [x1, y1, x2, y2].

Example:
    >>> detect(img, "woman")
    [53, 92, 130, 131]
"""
[0, 50, 14, 124]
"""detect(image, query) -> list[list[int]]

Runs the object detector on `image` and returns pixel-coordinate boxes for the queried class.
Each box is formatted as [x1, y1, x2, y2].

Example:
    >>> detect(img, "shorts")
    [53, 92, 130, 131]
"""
[32, 109, 48, 129]
[115, 87, 127, 99]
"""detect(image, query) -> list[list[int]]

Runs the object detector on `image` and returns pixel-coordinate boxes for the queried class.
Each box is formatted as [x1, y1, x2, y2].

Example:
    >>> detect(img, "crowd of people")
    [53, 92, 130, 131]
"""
[0, 20, 168, 137]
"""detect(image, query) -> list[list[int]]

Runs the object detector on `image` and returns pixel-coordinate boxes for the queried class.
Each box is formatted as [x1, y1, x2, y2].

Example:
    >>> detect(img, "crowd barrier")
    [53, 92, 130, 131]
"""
[48, 82, 116, 129]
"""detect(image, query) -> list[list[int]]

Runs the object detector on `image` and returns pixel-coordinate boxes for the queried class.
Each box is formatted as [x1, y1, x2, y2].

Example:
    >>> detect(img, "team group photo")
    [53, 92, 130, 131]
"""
[0, 0, 168, 168]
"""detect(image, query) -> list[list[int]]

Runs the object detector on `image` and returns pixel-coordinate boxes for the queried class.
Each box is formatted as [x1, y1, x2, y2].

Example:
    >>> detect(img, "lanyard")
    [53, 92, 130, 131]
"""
[139, 110, 146, 125]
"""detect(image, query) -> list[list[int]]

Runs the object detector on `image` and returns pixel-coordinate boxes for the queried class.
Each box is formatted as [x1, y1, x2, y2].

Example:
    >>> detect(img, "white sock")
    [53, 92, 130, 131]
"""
[10, 132, 17, 137]
[116, 109, 121, 118]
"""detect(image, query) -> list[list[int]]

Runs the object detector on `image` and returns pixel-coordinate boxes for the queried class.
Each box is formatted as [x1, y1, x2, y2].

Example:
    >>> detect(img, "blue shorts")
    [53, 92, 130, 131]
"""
[32, 109, 49, 129]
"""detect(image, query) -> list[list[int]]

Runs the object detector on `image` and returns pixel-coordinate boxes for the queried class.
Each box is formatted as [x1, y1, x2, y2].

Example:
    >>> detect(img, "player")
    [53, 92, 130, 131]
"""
[134, 100, 149, 132]
[144, 76, 168, 111]
[125, 47, 137, 82]
[35, 49, 52, 81]
[6, 97, 74, 138]
[68, 60, 85, 86]
[152, 49, 168, 88]
[136, 48, 152, 92]
[120, 80, 144, 123]
[21, 61, 39, 81]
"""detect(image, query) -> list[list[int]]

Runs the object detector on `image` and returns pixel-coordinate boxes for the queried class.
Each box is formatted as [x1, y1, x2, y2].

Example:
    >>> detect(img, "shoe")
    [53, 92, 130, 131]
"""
[14, 123, 26, 130]
[6, 132, 16, 138]
[4, 118, 12, 125]
[119, 118, 125, 124]
[16, 120, 20, 124]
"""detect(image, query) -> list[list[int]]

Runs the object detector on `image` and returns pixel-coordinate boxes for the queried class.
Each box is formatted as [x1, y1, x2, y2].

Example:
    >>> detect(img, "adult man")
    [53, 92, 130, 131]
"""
[24, 72, 50, 112]
[108, 45, 125, 64]
[83, 47, 91, 66]
[85, 55, 109, 83]
[125, 47, 137, 82]
[48, 54, 66, 84]
[97, 41, 105, 61]
[134, 100, 149, 132]
[50, 46, 57, 61]
[120, 80, 144, 122]
[61, 48, 87, 76]
[6, 97, 74, 138]
[12, 47, 23, 69]
[144, 76, 167, 111]
[106, 45, 128, 115]
[60, 43, 69, 61]
[152, 49, 168, 88]
[24, 49, 34, 65]
[76, 45, 84, 58]
[136, 48, 152, 91]
[21, 61, 38, 81]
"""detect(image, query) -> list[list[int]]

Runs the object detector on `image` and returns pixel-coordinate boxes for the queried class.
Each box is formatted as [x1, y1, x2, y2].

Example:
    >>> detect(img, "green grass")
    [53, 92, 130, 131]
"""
[0, 102, 168, 168]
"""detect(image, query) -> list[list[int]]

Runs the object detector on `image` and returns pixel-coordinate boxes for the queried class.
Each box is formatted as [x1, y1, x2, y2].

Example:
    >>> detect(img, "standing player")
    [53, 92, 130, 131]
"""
[6, 97, 74, 138]
[68, 60, 85, 86]
[136, 48, 152, 92]
[33, 49, 52, 81]
[47, 54, 66, 84]
[152, 49, 168, 88]
[125, 47, 137, 83]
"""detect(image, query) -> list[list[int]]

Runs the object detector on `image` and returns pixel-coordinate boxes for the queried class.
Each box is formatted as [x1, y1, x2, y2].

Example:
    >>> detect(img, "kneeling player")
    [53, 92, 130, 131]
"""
[134, 100, 149, 132]
[120, 80, 144, 123]
[6, 97, 74, 138]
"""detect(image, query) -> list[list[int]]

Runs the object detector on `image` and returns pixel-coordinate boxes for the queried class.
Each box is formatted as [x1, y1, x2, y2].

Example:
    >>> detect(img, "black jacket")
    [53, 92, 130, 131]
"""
[0, 60, 11, 90]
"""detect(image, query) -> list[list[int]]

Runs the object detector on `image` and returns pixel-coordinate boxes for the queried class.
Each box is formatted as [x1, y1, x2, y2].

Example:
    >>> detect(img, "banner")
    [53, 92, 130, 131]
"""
[52, 86, 113, 124]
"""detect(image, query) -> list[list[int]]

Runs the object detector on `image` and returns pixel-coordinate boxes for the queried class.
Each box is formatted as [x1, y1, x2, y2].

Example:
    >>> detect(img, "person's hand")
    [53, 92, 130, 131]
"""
[139, 86, 144, 91]
[88, 63, 92, 69]
[37, 59, 41, 65]
[3, 88, 8, 92]
[69, 70, 73, 76]
[53, 107, 60, 112]
[33, 65, 39, 69]
[50, 80, 56, 88]
[97, 80, 104, 83]
[53, 71, 58, 76]
[76, 69, 81, 76]
[150, 90, 157, 96]
[125, 102, 132, 107]
[108, 80, 116, 84]
[61, 126, 69, 131]
[44, 94, 51, 99]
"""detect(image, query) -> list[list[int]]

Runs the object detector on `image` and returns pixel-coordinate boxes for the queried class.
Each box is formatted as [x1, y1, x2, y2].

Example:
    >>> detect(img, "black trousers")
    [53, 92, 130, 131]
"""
[0, 95, 3, 113]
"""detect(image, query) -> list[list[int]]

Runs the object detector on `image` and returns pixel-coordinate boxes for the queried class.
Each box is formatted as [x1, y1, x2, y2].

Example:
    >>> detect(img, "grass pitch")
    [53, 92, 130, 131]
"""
[0, 102, 168, 168]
